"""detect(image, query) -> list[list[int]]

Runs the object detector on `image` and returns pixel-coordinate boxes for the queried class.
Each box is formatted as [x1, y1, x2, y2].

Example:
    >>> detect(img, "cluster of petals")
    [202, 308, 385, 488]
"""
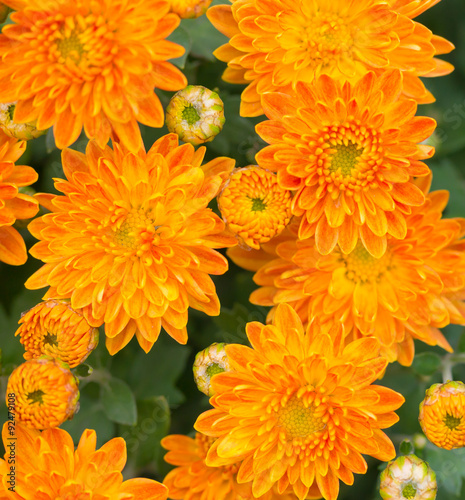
[195, 303, 404, 500]
[6, 357, 79, 430]
[15, 299, 98, 368]
[229, 177, 465, 365]
[255, 70, 436, 258]
[25, 134, 237, 354]
[0, 131, 38, 265]
[0, 422, 168, 500]
[0, 0, 187, 151]
[207, 0, 454, 116]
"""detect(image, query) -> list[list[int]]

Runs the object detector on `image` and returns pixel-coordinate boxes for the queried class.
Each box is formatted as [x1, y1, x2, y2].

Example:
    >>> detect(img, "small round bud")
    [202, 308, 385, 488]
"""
[166, 85, 225, 146]
[380, 455, 437, 500]
[0, 102, 47, 140]
[169, 0, 212, 18]
[218, 166, 292, 249]
[419, 380, 465, 450]
[6, 357, 80, 429]
[193, 342, 230, 396]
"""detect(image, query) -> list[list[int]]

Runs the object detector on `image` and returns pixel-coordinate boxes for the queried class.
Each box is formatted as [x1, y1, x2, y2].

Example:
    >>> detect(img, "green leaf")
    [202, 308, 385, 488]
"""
[45, 127, 56, 153]
[411, 352, 442, 376]
[119, 396, 170, 470]
[167, 26, 192, 69]
[400, 439, 415, 455]
[101, 377, 137, 425]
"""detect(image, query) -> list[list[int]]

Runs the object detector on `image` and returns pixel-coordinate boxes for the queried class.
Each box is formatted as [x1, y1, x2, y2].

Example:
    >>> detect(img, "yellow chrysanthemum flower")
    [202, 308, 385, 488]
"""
[169, 0, 212, 18]
[419, 381, 465, 450]
[195, 303, 404, 500]
[25, 134, 236, 355]
[0, 131, 38, 266]
[162, 432, 322, 500]
[228, 177, 465, 366]
[208, 0, 454, 117]
[166, 85, 225, 146]
[380, 455, 437, 500]
[0, 0, 187, 152]
[0, 103, 46, 141]
[6, 358, 79, 430]
[15, 299, 99, 368]
[218, 166, 293, 249]
[193, 342, 231, 396]
[255, 70, 436, 257]
[0, 422, 168, 500]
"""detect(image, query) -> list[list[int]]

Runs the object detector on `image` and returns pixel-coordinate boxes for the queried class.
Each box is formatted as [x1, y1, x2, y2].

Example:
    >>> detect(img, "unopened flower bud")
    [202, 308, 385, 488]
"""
[0, 102, 47, 140]
[419, 380, 465, 450]
[193, 342, 230, 396]
[166, 85, 225, 146]
[380, 455, 437, 500]
[169, 0, 212, 18]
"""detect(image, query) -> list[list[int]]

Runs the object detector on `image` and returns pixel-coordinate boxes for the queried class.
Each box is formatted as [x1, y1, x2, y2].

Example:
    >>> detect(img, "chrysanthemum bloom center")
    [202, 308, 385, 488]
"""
[205, 362, 225, 377]
[444, 413, 461, 430]
[43, 331, 59, 347]
[182, 104, 201, 125]
[317, 122, 384, 196]
[27, 389, 45, 404]
[329, 142, 364, 177]
[56, 30, 86, 63]
[277, 10, 353, 70]
[219, 167, 292, 249]
[277, 395, 326, 439]
[401, 483, 416, 499]
[342, 242, 392, 282]
[113, 208, 157, 251]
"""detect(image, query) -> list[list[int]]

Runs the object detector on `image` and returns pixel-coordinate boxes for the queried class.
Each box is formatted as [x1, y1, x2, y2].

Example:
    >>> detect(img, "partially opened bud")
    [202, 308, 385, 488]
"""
[193, 342, 230, 396]
[16, 299, 99, 368]
[166, 85, 225, 146]
[218, 166, 293, 249]
[169, 0, 212, 18]
[419, 380, 465, 450]
[6, 357, 80, 429]
[380, 455, 437, 500]
[0, 102, 47, 140]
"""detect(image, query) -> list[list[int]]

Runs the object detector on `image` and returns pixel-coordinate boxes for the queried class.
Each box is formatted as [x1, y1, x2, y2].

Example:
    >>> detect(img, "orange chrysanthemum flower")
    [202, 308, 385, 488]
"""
[16, 299, 99, 368]
[6, 358, 79, 429]
[25, 134, 236, 355]
[0, 0, 187, 152]
[208, 0, 454, 117]
[195, 303, 404, 500]
[218, 166, 293, 249]
[228, 177, 465, 365]
[162, 432, 322, 500]
[255, 70, 436, 258]
[0, 131, 38, 265]
[419, 381, 465, 450]
[0, 422, 168, 500]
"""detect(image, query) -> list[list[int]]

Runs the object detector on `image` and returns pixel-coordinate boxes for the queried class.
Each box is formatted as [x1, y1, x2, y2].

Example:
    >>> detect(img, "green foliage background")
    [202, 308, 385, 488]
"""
[1, 0, 465, 498]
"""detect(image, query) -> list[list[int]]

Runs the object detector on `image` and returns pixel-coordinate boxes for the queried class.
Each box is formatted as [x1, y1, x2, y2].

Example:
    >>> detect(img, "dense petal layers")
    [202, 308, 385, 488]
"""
[26, 134, 236, 354]
[0, 0, 187, 151]
[0, 130, 38, 265]
[194, 303, 404, 500]
[208, 0, 454, 116]
[255, 71, 435, 257]
[0, 423, 168, 500]
[228, 178, 465, 365]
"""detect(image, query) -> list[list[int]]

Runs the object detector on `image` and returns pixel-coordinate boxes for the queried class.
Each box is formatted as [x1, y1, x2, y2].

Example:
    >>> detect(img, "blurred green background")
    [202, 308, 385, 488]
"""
[1, 0, 465, 498]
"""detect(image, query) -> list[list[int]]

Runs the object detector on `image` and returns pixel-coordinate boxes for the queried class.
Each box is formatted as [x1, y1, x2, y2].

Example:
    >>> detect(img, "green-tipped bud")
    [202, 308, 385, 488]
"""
[166, 85, 225, 146]
[380, 455, 437, 500]
[193, 342, 230, 396]
[0, 102, 47, 140]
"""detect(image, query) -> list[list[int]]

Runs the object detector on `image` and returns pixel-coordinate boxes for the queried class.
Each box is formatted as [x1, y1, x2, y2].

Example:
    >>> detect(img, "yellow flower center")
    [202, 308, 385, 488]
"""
[277, 395, 326, 439]
[314, 121, 384, 197]
[182, 104, 201, 125]
[444, 413, 462, 430]
[277, 9, 353, 72]
[205, 362, 225, 377]
[328, 142, 363, 177]
[250, 197, 267, 212]
[27, 389, 45, 404]
[342, 242, 392, 283]
[402, 484, 416, 499]
[56, 30, 85, 63]
[113, 209, 158, 251]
